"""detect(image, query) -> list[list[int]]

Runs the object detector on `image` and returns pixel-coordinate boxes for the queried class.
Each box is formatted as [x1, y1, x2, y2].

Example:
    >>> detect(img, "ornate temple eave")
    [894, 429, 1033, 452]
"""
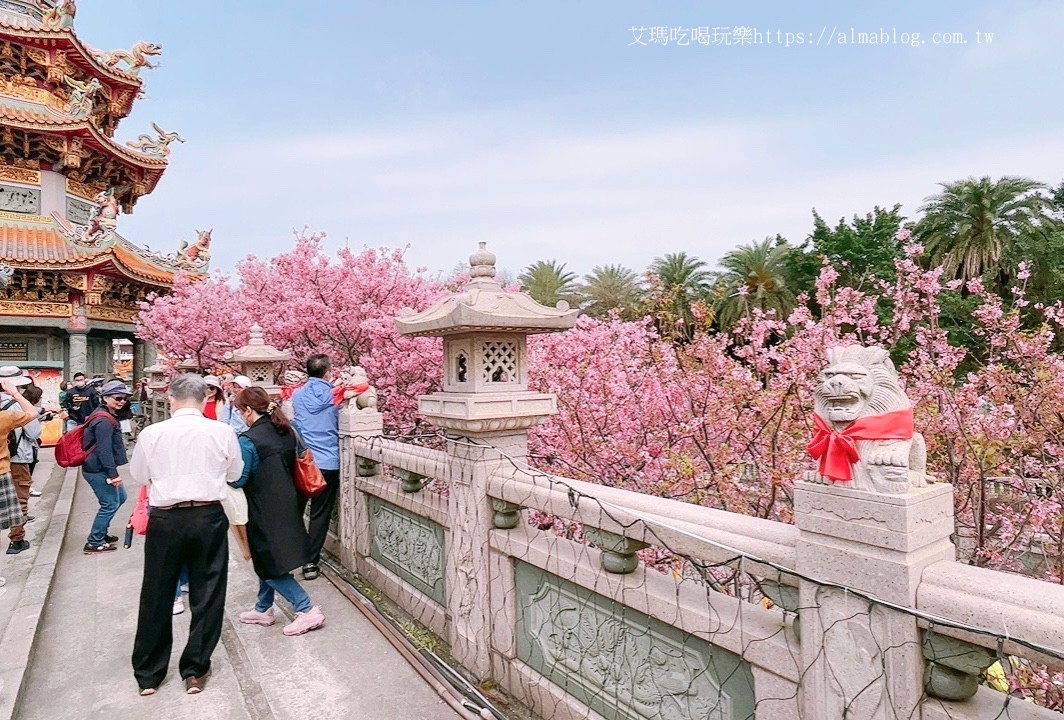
[0, 110, 168, 170]
[396, 287, 578, 338]
[111, 242, 205, 285]
[0, 25, 143, 91]
[0, 217, 206, 285]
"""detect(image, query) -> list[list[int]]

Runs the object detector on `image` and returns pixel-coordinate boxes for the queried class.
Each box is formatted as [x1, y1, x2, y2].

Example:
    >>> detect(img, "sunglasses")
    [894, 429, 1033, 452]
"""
[107, 396, 129, 402]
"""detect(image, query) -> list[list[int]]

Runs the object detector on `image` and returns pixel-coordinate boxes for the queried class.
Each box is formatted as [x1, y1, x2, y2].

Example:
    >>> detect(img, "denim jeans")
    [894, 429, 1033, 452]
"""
[174, 566, 189, 601]
[83, 471, 127, 545]
[256, 574, 312, 613]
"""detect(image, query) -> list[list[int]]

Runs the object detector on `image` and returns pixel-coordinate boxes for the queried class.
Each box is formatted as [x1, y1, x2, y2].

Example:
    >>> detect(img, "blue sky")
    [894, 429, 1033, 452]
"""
[75, 1, 1064, 281]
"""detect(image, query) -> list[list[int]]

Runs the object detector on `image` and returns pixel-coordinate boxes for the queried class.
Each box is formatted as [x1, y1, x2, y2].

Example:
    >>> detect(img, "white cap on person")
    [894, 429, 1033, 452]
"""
[0, 366, 32, 387]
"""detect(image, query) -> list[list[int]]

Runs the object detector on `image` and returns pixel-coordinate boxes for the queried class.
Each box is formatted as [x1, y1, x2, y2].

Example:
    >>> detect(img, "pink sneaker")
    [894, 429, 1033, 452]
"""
[283, 606, 325, 636]
[239, 608, 275, 626]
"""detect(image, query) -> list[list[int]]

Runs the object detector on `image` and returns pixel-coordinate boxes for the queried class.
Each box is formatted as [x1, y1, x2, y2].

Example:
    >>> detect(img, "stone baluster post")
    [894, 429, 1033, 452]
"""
[338, 398, 384, 574]
[445, 430, 529, 678]
[794, 345, 957, 720]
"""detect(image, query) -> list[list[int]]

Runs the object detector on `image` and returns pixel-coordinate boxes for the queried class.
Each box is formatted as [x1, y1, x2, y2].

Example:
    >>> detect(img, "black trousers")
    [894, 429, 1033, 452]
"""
[304, 468, 340, 564]
[132, 504, 229, 690]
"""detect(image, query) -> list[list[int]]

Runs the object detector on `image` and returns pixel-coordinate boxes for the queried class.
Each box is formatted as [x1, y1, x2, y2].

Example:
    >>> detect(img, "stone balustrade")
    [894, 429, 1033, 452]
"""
[334, 424, 1064, 720]
[489, 464, 800, 576]
[326, 251, 1064, 720]
[917, 561, 1064, 672]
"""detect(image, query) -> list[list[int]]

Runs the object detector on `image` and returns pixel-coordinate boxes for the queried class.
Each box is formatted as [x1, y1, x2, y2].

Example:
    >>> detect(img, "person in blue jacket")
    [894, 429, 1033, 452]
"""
[82, 380, 130, 553]
[290, 354, 339, 580]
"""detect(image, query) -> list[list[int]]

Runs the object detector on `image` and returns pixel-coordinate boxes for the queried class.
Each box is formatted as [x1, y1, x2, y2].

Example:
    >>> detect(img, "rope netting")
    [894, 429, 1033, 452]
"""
[338, 431, 1064, 720]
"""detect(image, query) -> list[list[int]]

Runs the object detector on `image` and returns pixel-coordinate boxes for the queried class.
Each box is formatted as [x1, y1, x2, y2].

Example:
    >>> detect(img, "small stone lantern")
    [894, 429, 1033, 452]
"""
[396, 242, 577, 437]
[143, 362, 170, 423]
[144, 363, 168, 392]
[225, 324, 291, 398]
[175, 357, 202, 374]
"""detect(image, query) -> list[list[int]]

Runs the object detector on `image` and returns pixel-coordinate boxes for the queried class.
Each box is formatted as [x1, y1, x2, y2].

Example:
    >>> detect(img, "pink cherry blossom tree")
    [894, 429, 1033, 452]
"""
[136, 273, 253, 370]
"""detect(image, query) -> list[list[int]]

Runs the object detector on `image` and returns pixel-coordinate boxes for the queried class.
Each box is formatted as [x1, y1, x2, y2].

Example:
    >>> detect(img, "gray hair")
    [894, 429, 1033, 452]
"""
[168, 373, 207, 402]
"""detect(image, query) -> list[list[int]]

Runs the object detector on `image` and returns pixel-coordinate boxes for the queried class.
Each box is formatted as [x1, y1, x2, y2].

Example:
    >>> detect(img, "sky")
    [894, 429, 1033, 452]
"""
[72, 0, 1064, 282]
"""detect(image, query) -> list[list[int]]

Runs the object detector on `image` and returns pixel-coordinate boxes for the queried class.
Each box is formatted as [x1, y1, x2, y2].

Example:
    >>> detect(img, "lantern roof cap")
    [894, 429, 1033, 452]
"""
[396, 243, 578, 338]
[226, 324, 291, 363]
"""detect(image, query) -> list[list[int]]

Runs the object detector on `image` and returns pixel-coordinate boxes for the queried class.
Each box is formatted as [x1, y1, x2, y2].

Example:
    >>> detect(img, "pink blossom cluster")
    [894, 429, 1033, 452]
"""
[137, 231, 446, 431]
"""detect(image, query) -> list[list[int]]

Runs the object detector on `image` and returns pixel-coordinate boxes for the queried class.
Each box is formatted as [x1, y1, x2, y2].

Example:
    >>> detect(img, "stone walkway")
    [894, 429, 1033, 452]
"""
[2, 452, 458, 720]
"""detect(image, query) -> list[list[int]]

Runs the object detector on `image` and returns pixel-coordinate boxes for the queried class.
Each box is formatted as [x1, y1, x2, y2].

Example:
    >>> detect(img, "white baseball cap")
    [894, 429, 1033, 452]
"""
[232, 375, 252, 388]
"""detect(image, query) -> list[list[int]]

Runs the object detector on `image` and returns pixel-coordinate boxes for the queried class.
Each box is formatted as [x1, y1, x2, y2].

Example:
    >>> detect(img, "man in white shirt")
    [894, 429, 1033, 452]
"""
[129, 373, 243, 697]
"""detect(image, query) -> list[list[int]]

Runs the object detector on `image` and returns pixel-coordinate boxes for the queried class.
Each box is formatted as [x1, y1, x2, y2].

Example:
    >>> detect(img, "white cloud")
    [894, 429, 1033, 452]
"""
[119, 109, 1063, 283]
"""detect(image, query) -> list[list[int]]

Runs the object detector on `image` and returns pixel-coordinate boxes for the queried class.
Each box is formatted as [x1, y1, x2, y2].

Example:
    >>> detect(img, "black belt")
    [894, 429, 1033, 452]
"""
[154, 500, 221, 511]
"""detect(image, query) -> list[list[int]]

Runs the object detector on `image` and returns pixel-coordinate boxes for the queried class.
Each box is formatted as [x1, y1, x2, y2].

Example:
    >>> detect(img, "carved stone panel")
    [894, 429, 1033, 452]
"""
[367, 495, 446, 605]
[0, 183, 41, 214]
[515, 561, 755, 720]
[66, 196, 94, 226]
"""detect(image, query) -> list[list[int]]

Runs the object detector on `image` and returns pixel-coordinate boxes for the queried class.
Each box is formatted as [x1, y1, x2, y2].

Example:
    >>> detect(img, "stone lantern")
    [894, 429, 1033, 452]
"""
[396, 242, 578, 443]
[174, 357, 202, 374]
[394, 242, 577, 679]
[144, 363, 168, 392]
[143, 362, 170, 423]
[225, 324, 291, 398]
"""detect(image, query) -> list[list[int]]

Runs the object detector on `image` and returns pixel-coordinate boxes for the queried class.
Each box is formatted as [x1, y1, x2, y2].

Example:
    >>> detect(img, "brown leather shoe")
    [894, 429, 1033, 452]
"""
[184, 669, 212, 694]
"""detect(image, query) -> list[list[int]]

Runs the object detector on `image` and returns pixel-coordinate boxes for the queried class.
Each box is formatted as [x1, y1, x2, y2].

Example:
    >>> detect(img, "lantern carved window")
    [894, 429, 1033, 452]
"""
[481, 340, 517, 384]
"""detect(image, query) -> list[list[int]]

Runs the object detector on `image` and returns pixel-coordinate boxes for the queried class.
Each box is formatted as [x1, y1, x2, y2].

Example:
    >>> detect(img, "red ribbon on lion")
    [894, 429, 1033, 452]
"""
[807, 408, 914, 482]
[279, 383, 369, 406]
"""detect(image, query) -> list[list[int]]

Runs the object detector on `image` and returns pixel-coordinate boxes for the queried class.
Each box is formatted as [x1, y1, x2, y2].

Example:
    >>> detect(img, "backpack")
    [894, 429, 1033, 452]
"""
[2, 399, 22, 459]
[55, 410, 117, 468]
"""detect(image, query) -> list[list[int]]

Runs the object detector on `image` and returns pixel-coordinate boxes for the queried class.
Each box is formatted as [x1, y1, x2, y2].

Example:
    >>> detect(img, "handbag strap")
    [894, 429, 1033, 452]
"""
[290, 425, 308, 455]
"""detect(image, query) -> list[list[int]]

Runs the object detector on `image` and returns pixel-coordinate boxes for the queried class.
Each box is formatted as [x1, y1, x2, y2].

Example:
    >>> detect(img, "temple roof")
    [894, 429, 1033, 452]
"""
[0, 95, 168, 169]
[0, 12, 144, 91]
[0, 214, 207, 285]
[0, 218, 94, 263]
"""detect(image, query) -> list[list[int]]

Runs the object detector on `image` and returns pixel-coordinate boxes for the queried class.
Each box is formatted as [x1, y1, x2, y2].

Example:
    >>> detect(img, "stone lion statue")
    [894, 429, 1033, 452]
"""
[337, 365, 377, 412]
[283, 369, 308, 386]
[807, 345, 928, 494]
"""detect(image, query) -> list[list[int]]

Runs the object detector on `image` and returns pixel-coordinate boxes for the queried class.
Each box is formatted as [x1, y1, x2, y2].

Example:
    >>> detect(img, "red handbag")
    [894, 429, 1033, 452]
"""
[131, 485, 150, 535]
[293, 431, 327, 497]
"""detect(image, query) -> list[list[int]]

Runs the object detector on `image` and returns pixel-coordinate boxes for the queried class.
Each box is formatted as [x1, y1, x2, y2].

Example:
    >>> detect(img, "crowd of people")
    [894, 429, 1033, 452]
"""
[0, 355, 345, 697]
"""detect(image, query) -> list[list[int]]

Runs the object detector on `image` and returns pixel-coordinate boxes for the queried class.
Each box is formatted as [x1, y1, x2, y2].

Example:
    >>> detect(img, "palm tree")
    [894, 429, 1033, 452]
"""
[713, 237, 795, 330]
[518, 260, 581, 308]
[916, 176, 1052, 286]
[580, 265, 643, 319]
[647, 252, 713, 339]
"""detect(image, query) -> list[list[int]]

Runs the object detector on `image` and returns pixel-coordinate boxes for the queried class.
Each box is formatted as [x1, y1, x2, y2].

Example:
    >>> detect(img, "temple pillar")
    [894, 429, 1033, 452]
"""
[132, 339, 147, 383]
[67, 331, 87, 377]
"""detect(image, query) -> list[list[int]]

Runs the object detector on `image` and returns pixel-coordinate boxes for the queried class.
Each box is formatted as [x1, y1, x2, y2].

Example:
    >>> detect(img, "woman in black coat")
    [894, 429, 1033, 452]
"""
[233, 387, 325, 636]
